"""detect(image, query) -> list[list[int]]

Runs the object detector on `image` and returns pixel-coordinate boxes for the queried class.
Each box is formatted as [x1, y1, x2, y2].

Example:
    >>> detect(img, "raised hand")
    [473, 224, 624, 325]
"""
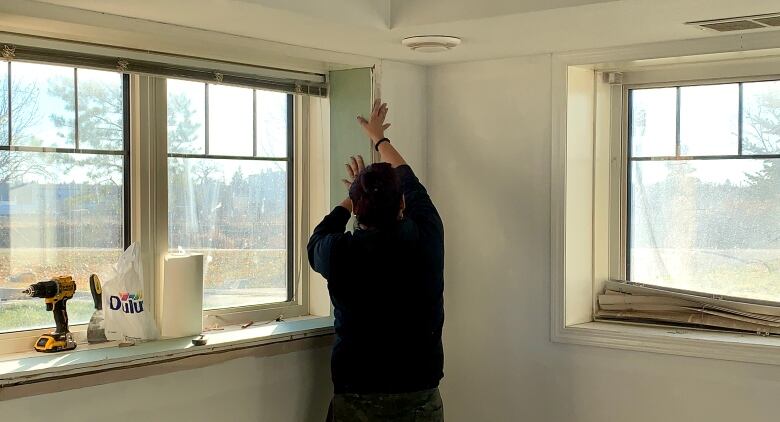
[357, 99, 391, 143]
[342, 155, 366, 190]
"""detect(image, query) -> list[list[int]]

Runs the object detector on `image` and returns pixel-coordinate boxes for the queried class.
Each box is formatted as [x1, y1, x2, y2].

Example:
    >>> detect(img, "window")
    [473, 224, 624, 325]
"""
[627, 80, 780, 301]
[166, 79, 293, 310]
[0, 62, 130, 333]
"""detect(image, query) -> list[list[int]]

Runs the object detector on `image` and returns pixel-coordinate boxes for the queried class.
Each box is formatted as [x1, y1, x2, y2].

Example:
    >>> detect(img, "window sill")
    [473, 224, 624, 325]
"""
[552, 319, 780, 366]
[0, 315, 334, 388]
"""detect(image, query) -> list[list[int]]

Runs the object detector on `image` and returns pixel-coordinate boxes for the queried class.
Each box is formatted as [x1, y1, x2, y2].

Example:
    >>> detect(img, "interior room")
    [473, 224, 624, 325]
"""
[1, 1, 780, 421]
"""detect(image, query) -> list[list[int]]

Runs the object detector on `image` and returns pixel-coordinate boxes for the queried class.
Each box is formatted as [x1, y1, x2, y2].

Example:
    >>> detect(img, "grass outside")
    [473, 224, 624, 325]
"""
[0, 299, 96, 333]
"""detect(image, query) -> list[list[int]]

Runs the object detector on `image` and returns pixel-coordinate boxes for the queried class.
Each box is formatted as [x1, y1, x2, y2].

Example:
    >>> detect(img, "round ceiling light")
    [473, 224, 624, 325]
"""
[402, 36, 461, 53]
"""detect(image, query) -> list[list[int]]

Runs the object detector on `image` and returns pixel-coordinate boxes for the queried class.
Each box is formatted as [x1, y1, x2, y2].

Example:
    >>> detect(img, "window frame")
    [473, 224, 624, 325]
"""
[551, 42, 780, 366]
[616, 74, 780, 286]
[165, 81, 297, 308]
[154, 77, 310, 328]
[0, 62, 132, 340]
[0, 71, 312, 354]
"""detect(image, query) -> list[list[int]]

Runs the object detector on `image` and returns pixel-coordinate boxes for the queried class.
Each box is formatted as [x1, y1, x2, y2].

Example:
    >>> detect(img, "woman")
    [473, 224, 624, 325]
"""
[308, 99, 445, 421]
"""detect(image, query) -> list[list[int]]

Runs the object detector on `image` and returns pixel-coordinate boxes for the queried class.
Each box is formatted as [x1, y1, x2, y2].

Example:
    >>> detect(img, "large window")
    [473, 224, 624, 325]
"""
[627, 80, 780, 301]
[0, 62, 129, 332]
[166, 79, 293, 310]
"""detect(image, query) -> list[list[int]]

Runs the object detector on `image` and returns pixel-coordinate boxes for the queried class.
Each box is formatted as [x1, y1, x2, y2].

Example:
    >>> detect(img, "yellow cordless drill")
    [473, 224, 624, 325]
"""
[23, 276, 78, 353]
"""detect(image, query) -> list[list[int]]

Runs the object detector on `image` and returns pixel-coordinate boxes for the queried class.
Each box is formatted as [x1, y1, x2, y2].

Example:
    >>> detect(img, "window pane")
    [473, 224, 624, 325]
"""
[168, 158, 288, 309]
[11, 62, 75, 148]
[208, 84, 253, 156]
[679, 84, 739, 156]
[167, 79, 205, 154]
[629, 159, 780, 301]
[256, 90, 288, 157]
[1, 63, 7, 146]
[0, 151, 124, 333]
[77, 69, 124, 150]
[742, 80, 780, 155]
[630, 88, 676, 157]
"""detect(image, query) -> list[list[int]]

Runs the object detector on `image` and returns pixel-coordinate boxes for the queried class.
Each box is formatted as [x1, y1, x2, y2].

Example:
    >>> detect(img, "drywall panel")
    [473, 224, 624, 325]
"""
[378, 60, 428, 182]
[329, 68, 373, 209]
[428, 54, 780, 422]
[2, 342, 333, 422]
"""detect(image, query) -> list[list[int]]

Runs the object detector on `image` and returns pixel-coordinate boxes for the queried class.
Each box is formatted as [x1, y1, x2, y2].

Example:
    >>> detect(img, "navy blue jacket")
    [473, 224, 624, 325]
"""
[307, 165, 444, 394]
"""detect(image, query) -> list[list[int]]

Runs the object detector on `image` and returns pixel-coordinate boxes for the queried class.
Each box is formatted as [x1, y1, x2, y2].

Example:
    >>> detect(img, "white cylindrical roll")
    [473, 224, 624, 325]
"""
[161, 254, 204, 338]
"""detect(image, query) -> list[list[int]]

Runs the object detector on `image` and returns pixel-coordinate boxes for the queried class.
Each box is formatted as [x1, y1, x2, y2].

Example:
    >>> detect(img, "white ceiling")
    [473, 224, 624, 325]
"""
[21, 0, 780, 64]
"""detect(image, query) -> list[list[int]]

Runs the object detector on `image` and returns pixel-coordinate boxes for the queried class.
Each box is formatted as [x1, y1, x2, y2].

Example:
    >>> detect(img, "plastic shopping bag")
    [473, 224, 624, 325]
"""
[102, 243, 159, 341]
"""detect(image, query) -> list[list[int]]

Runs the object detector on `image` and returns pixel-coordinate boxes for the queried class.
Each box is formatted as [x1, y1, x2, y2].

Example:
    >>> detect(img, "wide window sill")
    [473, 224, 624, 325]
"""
[0, 315, 334, 388]
[552, 319, 780, 366]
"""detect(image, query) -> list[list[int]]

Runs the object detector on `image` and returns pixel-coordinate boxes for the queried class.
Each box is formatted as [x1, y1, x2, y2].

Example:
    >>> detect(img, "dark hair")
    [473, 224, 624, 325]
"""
[349, 162, 402, 229]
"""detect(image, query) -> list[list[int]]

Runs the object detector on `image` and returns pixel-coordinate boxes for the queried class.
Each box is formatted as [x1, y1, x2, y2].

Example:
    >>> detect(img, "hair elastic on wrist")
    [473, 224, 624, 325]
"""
[375, 138, 390, 151]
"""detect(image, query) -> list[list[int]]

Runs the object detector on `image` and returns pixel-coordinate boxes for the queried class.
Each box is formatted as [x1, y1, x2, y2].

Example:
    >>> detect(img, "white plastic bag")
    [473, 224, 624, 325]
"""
[102, 243, 158, 341]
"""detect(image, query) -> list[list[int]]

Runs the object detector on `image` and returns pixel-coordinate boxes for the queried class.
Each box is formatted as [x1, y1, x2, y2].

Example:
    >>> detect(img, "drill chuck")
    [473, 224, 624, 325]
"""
[23, 280, 60, 299]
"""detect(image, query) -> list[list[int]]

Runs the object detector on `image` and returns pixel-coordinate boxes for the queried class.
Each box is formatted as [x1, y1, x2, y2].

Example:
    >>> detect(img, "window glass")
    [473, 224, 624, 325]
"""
[630, 88, 676, 157]
[256, 90, 288, 158]
[0, 152, 125, 332]
[168, 159, 288, 309]
[208, 84, 253, 157]
[628, 81, 780, 302]
[77, 69, 124, 150]
[11, 62, 75, 148]
[167, 80, 291, 309]
[0, 64, 127, 334]
[679, 84, 739, 156]
[742, 80, 780, 155]
[630, 158, 779, 301]
[168, 79, 205, 154]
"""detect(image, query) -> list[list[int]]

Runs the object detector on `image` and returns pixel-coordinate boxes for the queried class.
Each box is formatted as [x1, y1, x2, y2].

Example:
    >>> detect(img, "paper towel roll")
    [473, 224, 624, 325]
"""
[161, 253, 204, 338]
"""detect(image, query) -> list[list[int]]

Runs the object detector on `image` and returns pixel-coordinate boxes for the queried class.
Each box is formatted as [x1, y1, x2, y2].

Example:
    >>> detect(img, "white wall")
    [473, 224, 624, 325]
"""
[2, 344, 332, 422]
[379, 60, 428, 182]
[429, 55, 780, 422]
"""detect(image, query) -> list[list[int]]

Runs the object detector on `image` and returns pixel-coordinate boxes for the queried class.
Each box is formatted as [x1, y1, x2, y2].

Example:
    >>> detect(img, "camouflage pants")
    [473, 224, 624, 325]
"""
[326, 388, 444, 422]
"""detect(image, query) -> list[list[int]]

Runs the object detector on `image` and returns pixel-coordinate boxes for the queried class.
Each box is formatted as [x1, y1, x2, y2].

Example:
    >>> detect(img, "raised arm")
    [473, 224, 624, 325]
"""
[357, 99, 442, 238]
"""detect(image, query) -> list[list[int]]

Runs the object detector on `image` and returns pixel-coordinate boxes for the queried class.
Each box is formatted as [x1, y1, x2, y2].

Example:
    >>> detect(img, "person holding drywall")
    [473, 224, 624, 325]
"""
[308, 99, 445, 422]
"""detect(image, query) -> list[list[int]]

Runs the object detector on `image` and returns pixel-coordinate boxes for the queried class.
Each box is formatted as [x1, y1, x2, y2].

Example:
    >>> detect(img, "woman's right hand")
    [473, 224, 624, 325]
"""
[357, 99, 391, 144]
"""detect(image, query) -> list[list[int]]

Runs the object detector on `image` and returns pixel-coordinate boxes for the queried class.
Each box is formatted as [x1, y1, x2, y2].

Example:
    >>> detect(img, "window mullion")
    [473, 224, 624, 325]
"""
[123, 73, 132, 249]
[204, 83, 210, 156]
[286, 94, 295, 302]
[253, 90, 258, 157]
[7, 61, 12, 146]
[674, 86, 681, 157]
[74, 68, 79, 150]
[738, 82, 744, 156]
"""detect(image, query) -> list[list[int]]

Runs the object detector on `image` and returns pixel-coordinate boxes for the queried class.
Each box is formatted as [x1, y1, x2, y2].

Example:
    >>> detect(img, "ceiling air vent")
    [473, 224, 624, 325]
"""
[687, 12, 780, 32]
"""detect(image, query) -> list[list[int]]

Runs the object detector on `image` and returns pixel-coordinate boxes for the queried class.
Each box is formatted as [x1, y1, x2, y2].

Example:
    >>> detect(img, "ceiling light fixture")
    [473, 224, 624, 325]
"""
[402, 36, 461, 53]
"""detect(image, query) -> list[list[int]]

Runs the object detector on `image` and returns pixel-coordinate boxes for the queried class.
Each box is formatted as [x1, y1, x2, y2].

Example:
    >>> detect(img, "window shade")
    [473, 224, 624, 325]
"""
[597, 280, 780, 335]
[0, 41, 328, 97]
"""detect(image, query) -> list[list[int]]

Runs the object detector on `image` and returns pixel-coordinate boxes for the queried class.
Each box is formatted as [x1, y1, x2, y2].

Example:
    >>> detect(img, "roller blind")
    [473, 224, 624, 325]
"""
[0, 39, 327, 97]
[598, 280, 780, 336]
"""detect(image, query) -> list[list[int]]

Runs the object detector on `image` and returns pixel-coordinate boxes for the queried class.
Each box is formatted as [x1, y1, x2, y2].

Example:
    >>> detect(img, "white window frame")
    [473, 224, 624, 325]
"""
[0, 72, 315, 355]
[551, 31, 780, 366]
[133, 75, 313, 331]
[614, 73, 780, 290]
